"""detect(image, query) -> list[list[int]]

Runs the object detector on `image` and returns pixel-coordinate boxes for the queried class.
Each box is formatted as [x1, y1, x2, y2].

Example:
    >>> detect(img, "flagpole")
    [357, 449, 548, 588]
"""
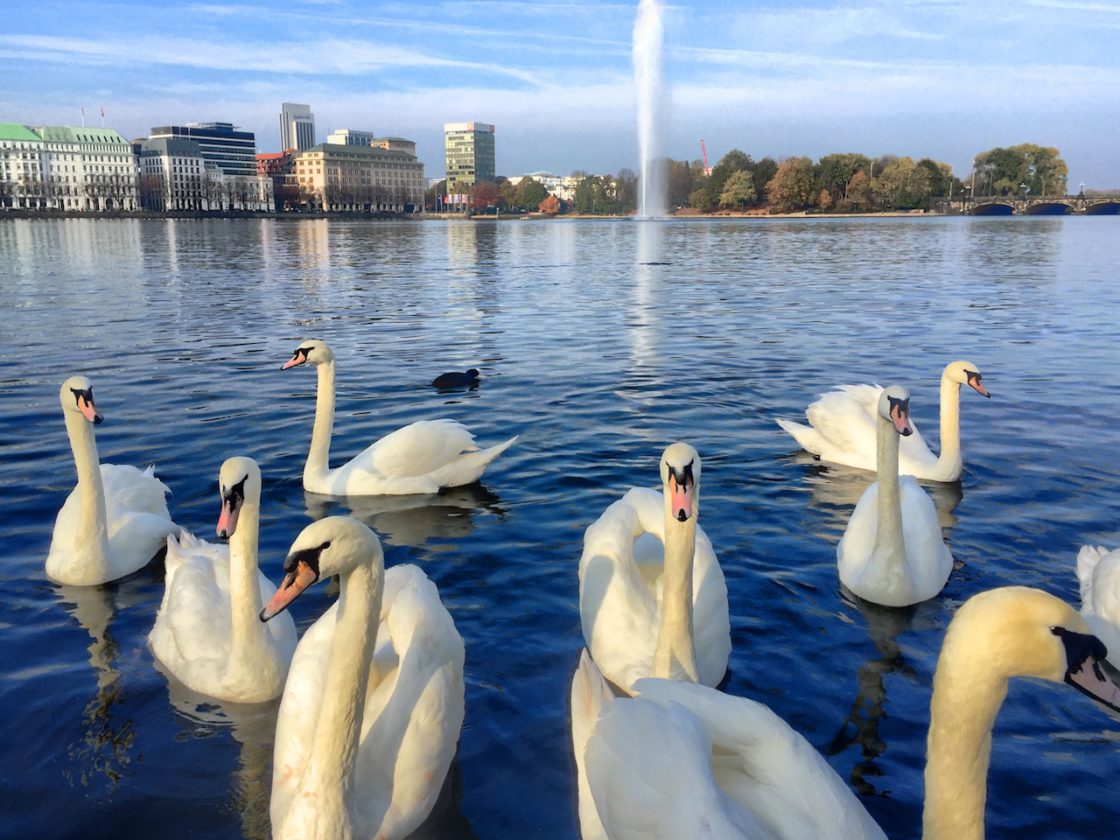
[80, 106, 86, 127]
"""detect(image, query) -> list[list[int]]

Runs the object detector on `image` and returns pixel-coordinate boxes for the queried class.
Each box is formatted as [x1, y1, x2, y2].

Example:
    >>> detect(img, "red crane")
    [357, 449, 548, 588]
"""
[700, 139, 711, 176]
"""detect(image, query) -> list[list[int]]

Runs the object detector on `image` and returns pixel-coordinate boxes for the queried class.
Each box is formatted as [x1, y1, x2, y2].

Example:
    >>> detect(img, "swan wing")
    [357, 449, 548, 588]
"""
[585, 690, 768, 839]
[345, 419, 478, 481]
[1078, 546, 1120, 663]
[571, 650, 617, 840]
[100, 463, 172, 519]
[352, 564, 466, 839]
[1076, 544, 1112, 602]
[149, 533, 232, 680]
[632, 679, 887, 840]
[898, 477, 953, 601]
[692, 526, 732, 686]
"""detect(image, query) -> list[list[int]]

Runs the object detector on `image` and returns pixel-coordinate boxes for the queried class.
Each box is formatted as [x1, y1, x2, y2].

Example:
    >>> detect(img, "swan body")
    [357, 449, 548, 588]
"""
[261, 516, 465, 840]
[282, 340, 516, 496]
[149, 457, 297, 703]
[572, 587, 1120, 840]
[777, 360, 990, 482]
[46, 375, 179, 586]
[838, 386, 953, 607]
[579, 443, 730, 691]
[1075, 544, 1120, 664]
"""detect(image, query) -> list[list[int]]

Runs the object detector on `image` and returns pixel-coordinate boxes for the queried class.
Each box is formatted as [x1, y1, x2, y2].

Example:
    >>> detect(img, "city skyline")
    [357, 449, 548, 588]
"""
[3, 0, 1120, 188]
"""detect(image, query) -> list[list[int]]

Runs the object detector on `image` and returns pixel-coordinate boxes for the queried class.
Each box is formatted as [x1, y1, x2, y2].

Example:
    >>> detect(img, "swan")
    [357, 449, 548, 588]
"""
[1075, 544, 1120, 664]
[281, 339, 517, 495]
[148, 457, 297, 703]
[571, 586, 1120, 840]
[579, 442, 730, 691]
[837, 386, 954, 607]
[776, 360, 990, 482]
[260, 515, 465, 840]
[46, 375, 179, 586]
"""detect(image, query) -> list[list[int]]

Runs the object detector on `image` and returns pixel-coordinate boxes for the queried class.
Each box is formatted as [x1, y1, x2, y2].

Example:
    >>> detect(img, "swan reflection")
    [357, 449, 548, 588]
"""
[157, 670, 279, 840]
[790, 452, 963, 537]
[825, 597, 940, 796]
[55, 583, 135, 787]
[303, 483, 505, 547]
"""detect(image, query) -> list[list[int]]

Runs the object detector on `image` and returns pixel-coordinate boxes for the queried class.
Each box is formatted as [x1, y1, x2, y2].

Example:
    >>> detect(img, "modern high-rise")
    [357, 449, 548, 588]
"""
[444, 122, 495, 193]
[326, 128, 377, 147]
[280, 102, 315, 151]
[148, 122, 258, 176]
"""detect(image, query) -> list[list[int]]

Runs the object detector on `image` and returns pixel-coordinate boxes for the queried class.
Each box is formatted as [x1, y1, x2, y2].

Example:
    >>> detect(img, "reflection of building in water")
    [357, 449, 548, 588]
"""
[304, 483, 504, 548]
[56, 585, 135, 788]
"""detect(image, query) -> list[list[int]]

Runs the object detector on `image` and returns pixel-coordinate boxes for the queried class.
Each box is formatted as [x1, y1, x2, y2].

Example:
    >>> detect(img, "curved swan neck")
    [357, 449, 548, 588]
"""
[227, 496, 266, 668]
[300, 560, 382, 823]
[935, 373, 963, 477]
[305, 360, 336, 485]
[652, 507, 700, 682]
[922, 637, 1009, 840]
[874, 412, 905, 562]
[64, 408, 110, 571]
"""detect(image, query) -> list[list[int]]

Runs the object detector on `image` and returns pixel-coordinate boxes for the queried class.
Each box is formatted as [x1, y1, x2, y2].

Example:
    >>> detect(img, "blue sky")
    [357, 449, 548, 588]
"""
[3, 0, 1119, 187]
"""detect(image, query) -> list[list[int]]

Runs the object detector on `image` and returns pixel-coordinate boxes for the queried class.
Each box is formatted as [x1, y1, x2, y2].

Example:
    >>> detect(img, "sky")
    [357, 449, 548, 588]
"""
[3, 0, 1120, 188]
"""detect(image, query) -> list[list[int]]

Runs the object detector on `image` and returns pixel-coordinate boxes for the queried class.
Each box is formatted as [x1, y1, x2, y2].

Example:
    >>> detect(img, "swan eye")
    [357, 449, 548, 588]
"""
[667, 459, 695, 490]
[222, 474, 248, 510]
[966, 370, 981, 383]
[1052, 626, 1108, 676]
[70, 387, 93, 406]
[283, 540, 331, 579]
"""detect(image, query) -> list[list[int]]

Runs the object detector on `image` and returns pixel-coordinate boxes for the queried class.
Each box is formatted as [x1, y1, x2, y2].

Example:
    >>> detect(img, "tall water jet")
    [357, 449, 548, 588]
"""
[633, 0, 668, 218]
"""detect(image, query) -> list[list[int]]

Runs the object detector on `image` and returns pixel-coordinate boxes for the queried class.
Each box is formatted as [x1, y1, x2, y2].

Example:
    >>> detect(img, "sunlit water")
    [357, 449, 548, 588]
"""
[2, 216, 1119, 839]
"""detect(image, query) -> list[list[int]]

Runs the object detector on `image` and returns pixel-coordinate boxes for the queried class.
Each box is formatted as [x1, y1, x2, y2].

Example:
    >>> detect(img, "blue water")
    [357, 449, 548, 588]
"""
[1, 216, 1119, 839]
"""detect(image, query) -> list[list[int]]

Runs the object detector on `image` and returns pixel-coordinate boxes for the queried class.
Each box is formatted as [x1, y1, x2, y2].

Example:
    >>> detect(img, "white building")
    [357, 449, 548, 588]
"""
[280, 102, 316, 151]
[138, 135, 274, 212]
[509, 172, 581, 202]
[0, 124, 139, 211]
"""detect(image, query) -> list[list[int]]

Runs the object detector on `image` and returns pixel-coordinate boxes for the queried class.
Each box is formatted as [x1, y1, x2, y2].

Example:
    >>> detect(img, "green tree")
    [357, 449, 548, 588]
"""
[816, 153, 870, 205]
[766, 157, 816, 212]
[667, 159, 695, 209]
[517, 178, 549, 210]
[973, 144, 1067, 197]
[752, 157, 778, 206]
[704, 149, 753, 209]
[718, 169, 757, 210]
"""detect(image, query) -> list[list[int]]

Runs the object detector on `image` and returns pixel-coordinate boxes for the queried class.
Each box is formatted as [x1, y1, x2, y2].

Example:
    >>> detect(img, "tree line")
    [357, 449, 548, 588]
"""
[430, 143, 1070, 216]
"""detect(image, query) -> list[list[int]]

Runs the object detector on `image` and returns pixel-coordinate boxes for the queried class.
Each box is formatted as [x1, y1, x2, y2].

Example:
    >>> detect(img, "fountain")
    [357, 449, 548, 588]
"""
[633, 0, 668, 218]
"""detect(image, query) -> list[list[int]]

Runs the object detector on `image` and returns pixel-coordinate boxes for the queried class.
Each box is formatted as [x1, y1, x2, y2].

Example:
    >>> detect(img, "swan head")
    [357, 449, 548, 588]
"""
[945, 360, 990, 398]
[60, 375, 102, 424]
[216, 456, 261, 540]
[940, 587, 1120, 712]
[281, 339, 333, 370]
[878, 385, 913, 437]
[260, 516, 383, 622]
[660, 442, 701, 522]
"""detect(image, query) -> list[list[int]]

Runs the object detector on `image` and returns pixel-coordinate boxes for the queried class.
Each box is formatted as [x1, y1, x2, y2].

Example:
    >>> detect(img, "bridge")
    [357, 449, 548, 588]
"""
[933, 195, 1120, 216]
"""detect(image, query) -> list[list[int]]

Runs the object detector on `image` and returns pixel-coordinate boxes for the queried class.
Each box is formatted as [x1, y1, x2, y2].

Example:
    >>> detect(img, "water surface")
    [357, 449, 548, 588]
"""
[2, 216, 1119, 838]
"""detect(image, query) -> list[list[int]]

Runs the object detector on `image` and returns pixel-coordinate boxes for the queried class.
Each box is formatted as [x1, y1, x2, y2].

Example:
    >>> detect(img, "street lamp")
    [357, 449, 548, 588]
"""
[1079, 181, 1085, 197]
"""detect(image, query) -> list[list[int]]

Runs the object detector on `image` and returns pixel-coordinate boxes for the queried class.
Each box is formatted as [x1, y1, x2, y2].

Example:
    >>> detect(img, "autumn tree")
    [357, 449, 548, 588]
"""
[816, 153, 870, 206]
[766, 157, 815, 212]
[469, 180, 502, 212]
[718, 169, 757, 210]
[539, 194, 560, 216]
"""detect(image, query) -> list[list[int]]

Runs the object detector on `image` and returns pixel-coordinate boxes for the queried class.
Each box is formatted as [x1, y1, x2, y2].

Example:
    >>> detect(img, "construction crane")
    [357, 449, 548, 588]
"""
[700, 139, 711, 176]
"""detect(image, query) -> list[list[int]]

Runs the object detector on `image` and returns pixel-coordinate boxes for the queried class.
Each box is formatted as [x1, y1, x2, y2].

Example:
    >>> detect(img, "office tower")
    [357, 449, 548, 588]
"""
[444, 122, 495, 194]
[280, 102, 315, 151]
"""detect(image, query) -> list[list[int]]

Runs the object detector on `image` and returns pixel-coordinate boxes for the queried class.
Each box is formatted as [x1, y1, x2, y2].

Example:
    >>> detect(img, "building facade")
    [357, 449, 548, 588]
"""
[510, 172, 581, 202]
[280, 103, 315, 151]
[444, 122, 495, 194]
[257, 149, 298, 210]
[325, 128, 378, 147]
[138, 136, 207, 211]
[149, 122, 258, 176]
[0, 124, 138, 211]
[293, 142, 424, 212]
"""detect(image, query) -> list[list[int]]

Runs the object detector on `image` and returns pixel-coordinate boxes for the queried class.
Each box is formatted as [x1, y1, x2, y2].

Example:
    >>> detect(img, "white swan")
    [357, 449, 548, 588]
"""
[148, 457, 297, 703]
[260, 516, 465, 840]
[1075, 544, 1120, 665]
[837, 386, 953, 607]
[777, 360, 990, 482]
[46, 375, 179, 586]
[579, 442, 730, 691]
[281, 339, 517, 496]
[571, 586, 1120, 840]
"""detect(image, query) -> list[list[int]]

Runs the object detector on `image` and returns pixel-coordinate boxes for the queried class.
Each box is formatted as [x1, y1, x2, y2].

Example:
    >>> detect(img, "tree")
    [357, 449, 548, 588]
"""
[539, 194, 560, 216]
[615, 168, 638, 213]
[469, 181, 501, 212]
[973, 144, 1067, 197]
[718, 170, 757, 210]
[703, 149, 753, 210]
[845, 170, 870, 211]
[751, 157, 778, 206]
[517, 178, 549, 210]
[766, 157, 816, 212]
[817, 188, 833, 211]
[425, 178, 447, 211]
[816, 153, 870, 205]
[667, 159, 695, 209]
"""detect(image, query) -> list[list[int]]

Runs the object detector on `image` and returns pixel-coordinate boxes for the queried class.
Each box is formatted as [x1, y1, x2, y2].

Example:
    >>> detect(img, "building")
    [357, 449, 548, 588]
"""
[0, 124, 139, 211]
[257, 149, 299, 210]
[293, 141, 424, 212]
[444, 122, 495, 194]
[137, 136, 207, 211]
[509, 172, 581, 202]
[326, 128, 378, 147]
[148, 122, 258, 176]
[280, 103, 316, 151]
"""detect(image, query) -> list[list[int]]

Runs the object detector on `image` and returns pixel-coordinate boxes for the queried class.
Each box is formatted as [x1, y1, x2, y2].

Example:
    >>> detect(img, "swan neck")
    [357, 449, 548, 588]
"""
[652, 510, 699, 682]
[301, 560, 382, 818]
[227, 497, 266, 668]
[875, 413, 905, 561]
[64, 408, 110, 570]
[936, 374, 963, 475]
[305, 361, 335, 484]
[922, 637, 1008, 840]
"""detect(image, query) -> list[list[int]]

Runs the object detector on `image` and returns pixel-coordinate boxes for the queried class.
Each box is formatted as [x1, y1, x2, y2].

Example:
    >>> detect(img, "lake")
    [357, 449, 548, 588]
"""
[1, 215, 1119, 839]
